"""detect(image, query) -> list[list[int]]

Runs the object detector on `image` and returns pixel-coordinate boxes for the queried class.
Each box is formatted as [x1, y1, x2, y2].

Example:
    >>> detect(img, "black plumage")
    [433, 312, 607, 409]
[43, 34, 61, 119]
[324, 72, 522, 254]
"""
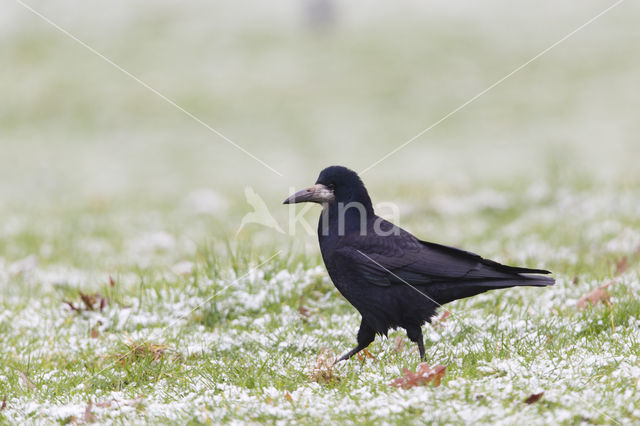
[283, 165, 554, 361]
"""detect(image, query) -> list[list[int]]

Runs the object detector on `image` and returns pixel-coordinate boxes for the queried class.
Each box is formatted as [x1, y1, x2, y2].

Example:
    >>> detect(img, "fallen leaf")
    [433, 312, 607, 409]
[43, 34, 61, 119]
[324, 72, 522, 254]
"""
[1, 396, 6, 411]
[107, 337, 173, 365]
[577, 281, 613, 309]
[615, 257, 628, 275]
[83, 400, 97, 423]
[298, 295, 310, 319]
[90, 326, 100, 339]
[432, 310, 451, 329]
[18, 371, 35, 390]
[393, 336, 405, 354]
[390, 363, 446, 389]
[65, 292, 108, 313]
[95, 394, 143, 409]
[284, 391, 293, 403]
[63, 300, 80, 312]
[524, 392, 544, 404]
[356, 348, 375, 362]
[309, 348, 340, 385]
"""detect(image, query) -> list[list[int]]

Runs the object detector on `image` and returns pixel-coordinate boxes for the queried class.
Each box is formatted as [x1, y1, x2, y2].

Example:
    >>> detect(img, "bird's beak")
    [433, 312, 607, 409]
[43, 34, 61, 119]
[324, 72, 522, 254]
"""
[283, 184, 335, 205]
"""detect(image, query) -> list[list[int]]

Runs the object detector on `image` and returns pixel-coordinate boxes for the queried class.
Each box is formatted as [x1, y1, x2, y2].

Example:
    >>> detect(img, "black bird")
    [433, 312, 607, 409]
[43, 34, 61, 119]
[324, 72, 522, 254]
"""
[283, 166, 554, 361]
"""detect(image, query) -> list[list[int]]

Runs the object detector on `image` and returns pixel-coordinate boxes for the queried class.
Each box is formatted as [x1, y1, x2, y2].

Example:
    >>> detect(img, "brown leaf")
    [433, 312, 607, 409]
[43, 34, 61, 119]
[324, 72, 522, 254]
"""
[18, 371, 35, 390]
[432, 310, 451, 329]
[83, 400, 97, 423]
[79, 292, 95, 311]
[356, 348, 375, 362]
[94, 400, 112, 408]
[90, 326, 100, 339]
[390, 363, 447, 389]
[65, 292, 108, 313]
[615, 257, 628, 275]
[284, 391, 293, 403]
[0, 396, 6, 411]
[298, 295, 310, 319]
[309, 348, 340, 385]
[95, 395, 143, 408]
[393, 336, 405, 354]
[524, 392, 544, 404]
[109, 276, 115, 287]
[107, 338, 172, 365]
[63, 300, 80, 312]
[577, 281, 613, 309]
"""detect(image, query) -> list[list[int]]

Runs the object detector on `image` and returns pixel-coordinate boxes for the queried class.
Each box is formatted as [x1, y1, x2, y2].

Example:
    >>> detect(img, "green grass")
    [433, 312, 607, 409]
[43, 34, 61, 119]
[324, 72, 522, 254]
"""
[2, 182, 640, 424]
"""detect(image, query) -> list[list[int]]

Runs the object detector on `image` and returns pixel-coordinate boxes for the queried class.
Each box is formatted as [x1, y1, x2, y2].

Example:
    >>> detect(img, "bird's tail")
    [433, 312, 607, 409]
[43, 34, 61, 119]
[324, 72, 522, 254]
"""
[513, 273, 555, 287]
[430, 274, 554, 306]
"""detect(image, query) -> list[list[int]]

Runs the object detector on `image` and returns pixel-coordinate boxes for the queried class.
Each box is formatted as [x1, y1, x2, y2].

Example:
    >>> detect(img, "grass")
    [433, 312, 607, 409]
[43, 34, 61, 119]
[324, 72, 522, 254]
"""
[2, 181, 640, 424]
[3, 1, 640, 423]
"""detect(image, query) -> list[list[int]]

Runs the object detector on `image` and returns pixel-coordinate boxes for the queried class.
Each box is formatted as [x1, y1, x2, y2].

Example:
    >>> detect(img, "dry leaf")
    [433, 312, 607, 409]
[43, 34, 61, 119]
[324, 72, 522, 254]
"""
[108, 338, 172, 365]
[390, 363, 447, 389]
[524, 392, 544, 404]
[83, 400, 97, 423]
[95, 394, 143, 409]
[432, 310, 451, 329]
[127, 341, 168, 362]
[18, 371, 35, 390]
[309, 349, 340, 385]
[1, 396, 6, 411]
[615, 257, 628, 275]
[90, 326, 100, 339]
[109, 276, 115, 287]
[298, 295, 310, 319]
[393, 336, 405, 354]
[284, 391, 293, 403]
[356, 348, 375, 362]
[95, 400, 112, 408]
[64, 292, 108, 313]
[577, 281, 613, 309]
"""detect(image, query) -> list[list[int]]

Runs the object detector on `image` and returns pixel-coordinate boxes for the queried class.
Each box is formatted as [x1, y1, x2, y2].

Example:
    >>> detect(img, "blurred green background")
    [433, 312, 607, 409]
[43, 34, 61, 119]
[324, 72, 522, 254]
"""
[1, 0, 639, 218]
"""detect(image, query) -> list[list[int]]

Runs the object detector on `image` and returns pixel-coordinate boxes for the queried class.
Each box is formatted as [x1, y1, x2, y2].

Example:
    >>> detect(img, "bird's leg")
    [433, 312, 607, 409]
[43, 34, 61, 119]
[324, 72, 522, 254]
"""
[336, 320, 375, 363]
[406, 326, 426, 361]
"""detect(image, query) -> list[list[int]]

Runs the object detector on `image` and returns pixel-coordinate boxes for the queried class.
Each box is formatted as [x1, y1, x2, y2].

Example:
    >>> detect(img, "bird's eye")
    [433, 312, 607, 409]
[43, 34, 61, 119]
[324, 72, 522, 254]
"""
[327, 183, 336, 191]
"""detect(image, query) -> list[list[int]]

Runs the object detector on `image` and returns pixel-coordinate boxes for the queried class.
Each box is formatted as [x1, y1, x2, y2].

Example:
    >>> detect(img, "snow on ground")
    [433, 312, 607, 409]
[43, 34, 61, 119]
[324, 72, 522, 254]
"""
[1, 185, 640, 424]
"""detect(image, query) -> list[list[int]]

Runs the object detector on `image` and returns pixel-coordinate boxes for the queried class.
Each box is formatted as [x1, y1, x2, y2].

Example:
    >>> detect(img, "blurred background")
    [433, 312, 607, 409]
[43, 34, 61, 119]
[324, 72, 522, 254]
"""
[1, 0, 639, 265]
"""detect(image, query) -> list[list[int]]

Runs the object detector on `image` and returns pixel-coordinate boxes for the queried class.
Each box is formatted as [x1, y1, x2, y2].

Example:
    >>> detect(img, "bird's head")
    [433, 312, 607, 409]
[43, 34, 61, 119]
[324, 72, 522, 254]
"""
[283, 166, 373, 212]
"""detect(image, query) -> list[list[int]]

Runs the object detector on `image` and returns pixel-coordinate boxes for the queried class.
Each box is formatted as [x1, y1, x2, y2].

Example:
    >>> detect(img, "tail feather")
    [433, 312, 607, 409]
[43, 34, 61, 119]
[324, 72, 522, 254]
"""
[428, 274, 555, 306]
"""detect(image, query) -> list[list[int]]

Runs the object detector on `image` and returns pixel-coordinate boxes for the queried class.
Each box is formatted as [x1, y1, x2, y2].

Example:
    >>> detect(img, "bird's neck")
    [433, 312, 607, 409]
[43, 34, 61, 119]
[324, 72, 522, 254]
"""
[318, 199, 375, 240]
